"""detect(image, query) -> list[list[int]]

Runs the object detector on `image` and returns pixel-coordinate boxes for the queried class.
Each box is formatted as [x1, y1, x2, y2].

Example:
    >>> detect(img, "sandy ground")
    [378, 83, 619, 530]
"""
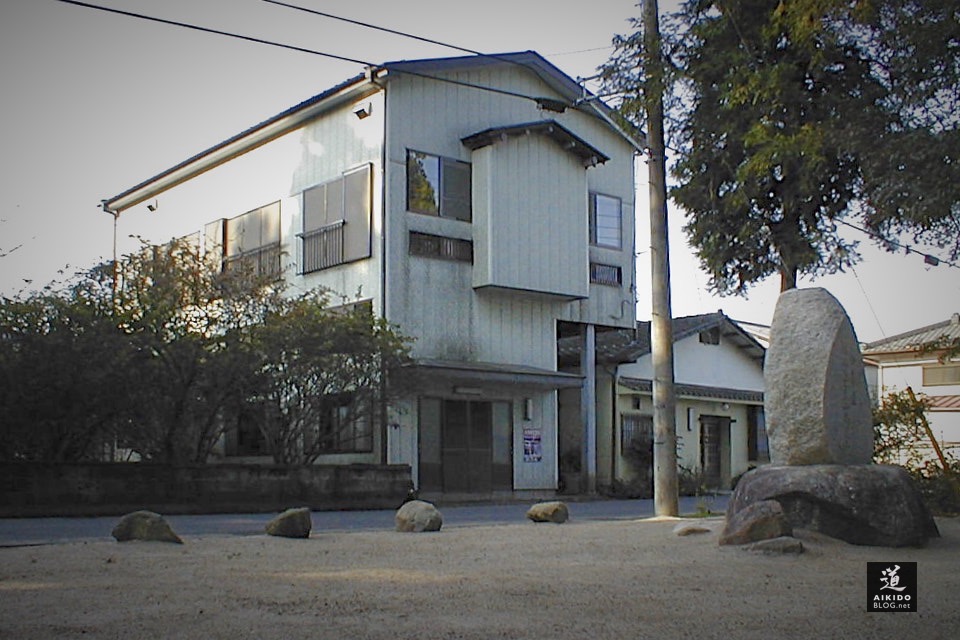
[1, 515, 957, 639]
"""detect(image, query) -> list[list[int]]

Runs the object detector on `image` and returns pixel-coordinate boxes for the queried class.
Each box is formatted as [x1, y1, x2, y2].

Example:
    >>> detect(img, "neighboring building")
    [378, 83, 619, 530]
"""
[863, 313, 960, 461]
[101, 52, 643, 500]
[558, 312, 768, 494]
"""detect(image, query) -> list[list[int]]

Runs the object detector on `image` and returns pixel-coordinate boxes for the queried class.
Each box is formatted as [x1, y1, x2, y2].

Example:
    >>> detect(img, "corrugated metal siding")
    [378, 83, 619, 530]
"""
[384, 61, 637, 369]
[472, 134, 588, 297]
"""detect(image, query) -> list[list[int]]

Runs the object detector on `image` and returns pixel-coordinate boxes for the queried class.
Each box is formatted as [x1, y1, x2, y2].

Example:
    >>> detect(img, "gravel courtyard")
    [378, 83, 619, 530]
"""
[1, 515, 957, 639]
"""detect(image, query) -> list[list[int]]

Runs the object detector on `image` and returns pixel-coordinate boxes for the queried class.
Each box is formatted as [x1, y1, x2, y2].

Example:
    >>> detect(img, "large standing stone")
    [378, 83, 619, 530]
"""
[265, 507, 312, 539]
[765, 288, 874, 465]
[727, 465, 939, 547]
[395, 500, 443, 532]
[112, 510, 183, 544]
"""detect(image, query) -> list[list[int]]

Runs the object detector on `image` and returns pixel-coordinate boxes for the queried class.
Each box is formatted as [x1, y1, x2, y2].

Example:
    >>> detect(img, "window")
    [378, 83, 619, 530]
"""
[923, 363, 960, 386]
[300, 164, 372, 274]
[590, 262, 622, 286]
[699, 327, 720, 345]
[409, 231, 473, 262]
[310, 394, 373, 454]
[621, 414, 653, 454]
[407, 150, 471, 221]
[747, 406, 769, 463]
[589, 193, 622, 249]
[222, 202, 282, 279]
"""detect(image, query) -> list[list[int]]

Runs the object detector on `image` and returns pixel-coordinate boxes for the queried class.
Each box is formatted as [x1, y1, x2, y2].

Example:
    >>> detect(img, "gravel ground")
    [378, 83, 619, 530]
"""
[1, 515, 957, 639]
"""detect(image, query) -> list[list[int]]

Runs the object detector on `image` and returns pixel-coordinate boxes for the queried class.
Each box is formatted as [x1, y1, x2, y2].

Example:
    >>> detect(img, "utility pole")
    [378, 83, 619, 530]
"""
[643, 0, 679, 516]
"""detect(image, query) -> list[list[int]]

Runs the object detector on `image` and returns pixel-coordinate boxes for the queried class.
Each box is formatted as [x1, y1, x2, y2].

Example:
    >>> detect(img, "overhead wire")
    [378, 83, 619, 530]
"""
[837, 219, 959, 270]
[54, 0, 594, 115]
[54, 0, 372, 66]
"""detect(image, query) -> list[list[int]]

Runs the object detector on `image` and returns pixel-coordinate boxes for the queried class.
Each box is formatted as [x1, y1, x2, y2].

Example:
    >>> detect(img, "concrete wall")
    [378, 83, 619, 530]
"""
[0, 463, 412, 517]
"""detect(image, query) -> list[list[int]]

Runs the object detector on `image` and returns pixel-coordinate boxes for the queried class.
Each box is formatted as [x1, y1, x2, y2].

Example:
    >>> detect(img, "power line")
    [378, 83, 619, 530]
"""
[837, 219, 959, 270]
[258, 0, 587, 109]
[54, 0, 372, 66]
[261, 0, 488, 58]
[55, 0, 581, 113]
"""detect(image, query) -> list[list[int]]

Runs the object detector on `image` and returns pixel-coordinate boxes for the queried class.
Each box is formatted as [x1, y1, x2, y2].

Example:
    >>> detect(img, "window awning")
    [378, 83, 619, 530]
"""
[411, 359, 583, 391]
[461, 120, 609, 167]
[619, 377, 764, 404]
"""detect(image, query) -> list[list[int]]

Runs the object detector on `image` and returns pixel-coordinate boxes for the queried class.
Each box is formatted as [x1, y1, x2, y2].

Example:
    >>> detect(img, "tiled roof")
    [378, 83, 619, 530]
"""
[556, 312, 766, 367]
[619, 377, 764, 404]
[863, 313, 960, 355]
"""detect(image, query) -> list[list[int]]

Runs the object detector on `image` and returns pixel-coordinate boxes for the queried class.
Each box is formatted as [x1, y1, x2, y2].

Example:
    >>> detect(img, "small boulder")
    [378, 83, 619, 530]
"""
[744, 536, 805, 555]
[673, 521, 714, 537]
[526, 501, 569, 524]
[265, 507, 312, 539]
[112, 510, 183, 544]
[719, 499, 792, 546]
[395, 500, 443, 532]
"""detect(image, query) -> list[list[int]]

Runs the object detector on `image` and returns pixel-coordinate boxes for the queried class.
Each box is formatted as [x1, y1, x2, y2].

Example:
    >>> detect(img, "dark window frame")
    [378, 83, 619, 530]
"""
[406, 149, 471, 222]
[589, 192, 622, 249]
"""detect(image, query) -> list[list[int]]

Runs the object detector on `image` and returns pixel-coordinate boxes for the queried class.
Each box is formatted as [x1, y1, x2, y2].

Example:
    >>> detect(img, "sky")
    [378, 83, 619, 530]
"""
[1, 0, 957, 345]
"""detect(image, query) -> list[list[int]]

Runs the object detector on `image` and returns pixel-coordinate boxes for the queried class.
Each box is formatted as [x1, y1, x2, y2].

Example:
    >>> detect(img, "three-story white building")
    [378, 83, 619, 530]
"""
[102, 51, 643, 499]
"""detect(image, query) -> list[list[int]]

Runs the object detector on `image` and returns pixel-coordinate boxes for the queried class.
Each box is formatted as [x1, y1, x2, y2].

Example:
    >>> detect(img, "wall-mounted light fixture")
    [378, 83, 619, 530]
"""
[523, 398, 533, 421]
[353, 102, 372, 119]
[453, 386, 483, 396]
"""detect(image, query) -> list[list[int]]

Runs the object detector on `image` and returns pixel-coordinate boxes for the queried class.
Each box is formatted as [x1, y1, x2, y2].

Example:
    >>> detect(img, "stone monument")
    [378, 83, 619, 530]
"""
[722, 288, 938, 548]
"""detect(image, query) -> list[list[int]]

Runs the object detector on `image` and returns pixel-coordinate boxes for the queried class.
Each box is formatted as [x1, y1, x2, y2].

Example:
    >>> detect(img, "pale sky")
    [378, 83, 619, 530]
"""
[1, 0, 957, 343]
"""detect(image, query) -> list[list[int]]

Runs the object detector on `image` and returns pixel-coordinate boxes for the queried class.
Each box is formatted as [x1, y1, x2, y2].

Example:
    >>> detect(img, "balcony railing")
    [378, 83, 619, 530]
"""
[300, 220, 345, 274]
[222, 243, 283, 280]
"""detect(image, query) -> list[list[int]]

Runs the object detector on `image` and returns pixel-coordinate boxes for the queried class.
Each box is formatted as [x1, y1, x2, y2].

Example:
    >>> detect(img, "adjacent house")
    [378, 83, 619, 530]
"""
[558, 312, 768, 494]
[101, 51, 643, 500]
[863, 313, 960, 461]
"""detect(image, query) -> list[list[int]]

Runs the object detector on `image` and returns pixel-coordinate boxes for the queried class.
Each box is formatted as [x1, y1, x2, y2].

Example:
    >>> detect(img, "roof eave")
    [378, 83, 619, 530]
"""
[102, 75, 380, 214]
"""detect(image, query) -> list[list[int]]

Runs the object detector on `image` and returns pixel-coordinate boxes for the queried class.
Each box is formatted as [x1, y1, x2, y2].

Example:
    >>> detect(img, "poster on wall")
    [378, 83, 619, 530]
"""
[523, 429, 542, 463]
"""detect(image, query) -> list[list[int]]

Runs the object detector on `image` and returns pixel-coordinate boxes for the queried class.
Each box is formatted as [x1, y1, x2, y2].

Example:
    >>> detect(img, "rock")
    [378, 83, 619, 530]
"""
[673, 522, 713, 536]
[765, 288, 874, 465]
[526, 501, 569, 524]
[744, 536, 805, 555]
[112, 510, 183, 544]
[395, 500, 443, 532]
[719, 499, 792, 546]
[728, 465, 939, 547]
[265, 507, 312, 539]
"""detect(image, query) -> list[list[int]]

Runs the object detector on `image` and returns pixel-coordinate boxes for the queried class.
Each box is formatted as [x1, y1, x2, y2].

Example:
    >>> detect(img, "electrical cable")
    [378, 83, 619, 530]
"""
[837, 219, 959, 270]
[54, 0, 586, 114]
[54, 0, 372, 66]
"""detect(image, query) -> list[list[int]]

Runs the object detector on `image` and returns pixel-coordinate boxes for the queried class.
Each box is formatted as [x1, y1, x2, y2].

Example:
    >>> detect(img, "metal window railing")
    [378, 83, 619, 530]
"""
[299, 220, 345, 274]
[223, 243, 282, 280]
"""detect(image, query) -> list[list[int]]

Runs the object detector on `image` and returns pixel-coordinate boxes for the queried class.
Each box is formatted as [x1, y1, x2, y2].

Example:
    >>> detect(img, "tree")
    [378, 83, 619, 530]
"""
[603, 0, 959, 295]
[249, 293, 411, 465]
[0, 291, 132, 462]
[95, 237, 281, 464]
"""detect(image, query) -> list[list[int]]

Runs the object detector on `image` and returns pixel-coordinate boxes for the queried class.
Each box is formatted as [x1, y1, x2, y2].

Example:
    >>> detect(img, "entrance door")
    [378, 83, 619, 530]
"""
[699, 415, 731, 489]
[419, 398, 512, 493]
[442, 400, 492, 493]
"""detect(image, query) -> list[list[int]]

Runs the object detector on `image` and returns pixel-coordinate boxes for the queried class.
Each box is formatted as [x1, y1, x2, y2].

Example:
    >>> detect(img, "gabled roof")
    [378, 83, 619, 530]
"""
[863, 313, 960, 355]
[556, 312, 767, 367]
[102, 51, 643, 214]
